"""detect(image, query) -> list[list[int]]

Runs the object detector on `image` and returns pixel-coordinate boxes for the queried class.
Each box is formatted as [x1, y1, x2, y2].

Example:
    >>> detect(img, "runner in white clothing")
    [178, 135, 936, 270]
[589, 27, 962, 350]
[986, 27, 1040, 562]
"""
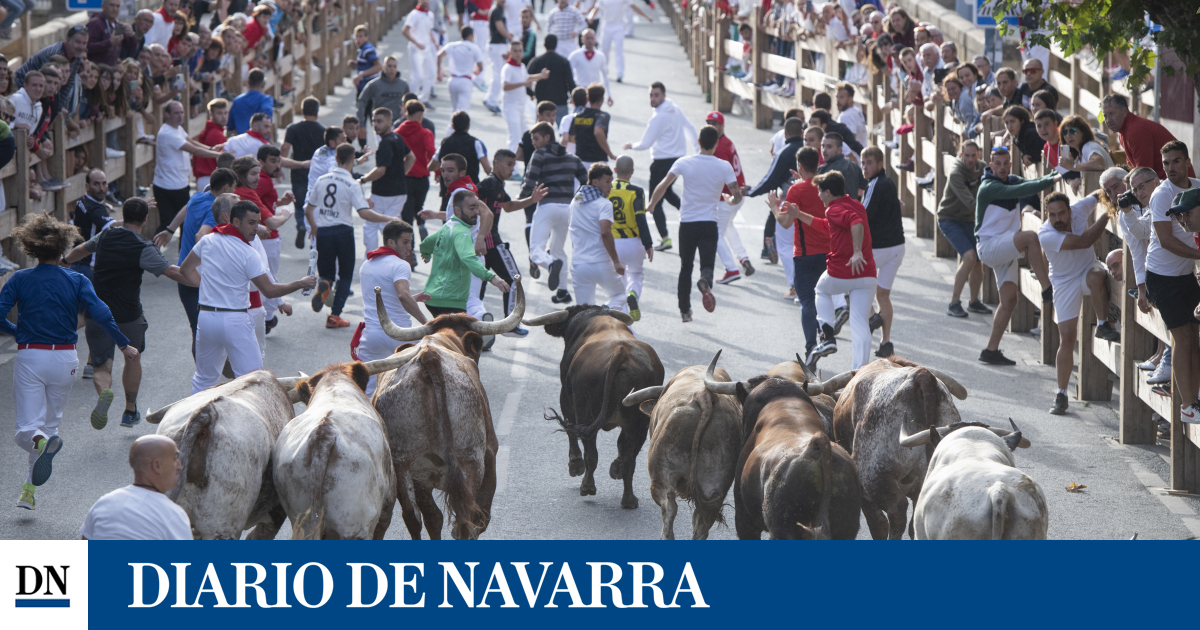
[836, 83, 868, 149]
[402, 0, 439, 102]
[437, 28, 487, 116]
[567, 30, 612, 104]
[357, 220, 430, 396]
[502, 39, 549, 152]
[587, 0, 650, 82]
[570, 163, 628, 310]
[179, 200, 316, 394]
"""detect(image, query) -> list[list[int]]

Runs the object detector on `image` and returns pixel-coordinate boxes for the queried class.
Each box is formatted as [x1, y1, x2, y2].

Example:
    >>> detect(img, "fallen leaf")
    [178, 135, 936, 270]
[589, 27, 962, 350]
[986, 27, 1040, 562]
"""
[1066, 481, 1087, 493]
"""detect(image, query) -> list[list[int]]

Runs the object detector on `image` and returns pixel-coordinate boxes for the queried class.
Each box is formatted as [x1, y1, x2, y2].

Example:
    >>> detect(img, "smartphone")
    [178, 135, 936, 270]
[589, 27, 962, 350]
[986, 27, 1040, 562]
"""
[129, 80, 139, 92]
[173, 59, 183, 66]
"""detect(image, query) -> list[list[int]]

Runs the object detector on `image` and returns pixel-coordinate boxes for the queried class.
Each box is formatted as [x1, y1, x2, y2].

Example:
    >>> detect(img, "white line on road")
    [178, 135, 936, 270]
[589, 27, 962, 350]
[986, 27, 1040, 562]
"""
[497, 389, 524, 436]
[495, 445, 510, 494]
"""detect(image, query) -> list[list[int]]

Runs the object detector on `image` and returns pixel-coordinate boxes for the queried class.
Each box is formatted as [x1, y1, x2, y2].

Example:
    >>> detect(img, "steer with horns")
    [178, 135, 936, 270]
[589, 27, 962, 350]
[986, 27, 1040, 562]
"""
[525, 304, 665, 509]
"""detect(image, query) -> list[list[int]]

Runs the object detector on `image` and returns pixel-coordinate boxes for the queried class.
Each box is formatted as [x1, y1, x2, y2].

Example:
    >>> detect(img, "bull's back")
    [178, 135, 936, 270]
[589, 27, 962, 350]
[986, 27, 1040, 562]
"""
[647, 372, 741, 501]
[914, 461, 1047, 540]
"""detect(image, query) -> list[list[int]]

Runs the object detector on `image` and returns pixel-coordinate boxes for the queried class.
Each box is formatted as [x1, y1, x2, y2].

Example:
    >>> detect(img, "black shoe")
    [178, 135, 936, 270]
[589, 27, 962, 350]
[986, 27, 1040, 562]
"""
[529, 260, 541, 280]
[264, 315, 279, 335]
[869, 313, 884, 332]
[979, 349, 1016, 365]
[548, 259, 563, 291]
[875, 341, 894, 358]
[1049, 392, 1068, 415]
[1095, 322, 1121, 342]
[418, 224, 429, 240]
[967, 300, 993, 314]
[1041, 286, 1053, 304]
[551, 289, 572, 304]
[295, 227, 306, 249]
[831, 306, 849, 336]
[947, 301, 968, 317]
[480, 313, 496, 351]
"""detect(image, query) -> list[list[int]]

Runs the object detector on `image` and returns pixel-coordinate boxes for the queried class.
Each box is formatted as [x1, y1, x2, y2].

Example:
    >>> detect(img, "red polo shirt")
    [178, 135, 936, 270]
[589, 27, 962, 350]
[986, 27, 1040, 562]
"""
[786, 178, 829, 257]
[193, 120, 228, 178]
[1118, 112, 1194, 180]
[810, 196, 875, 280]
[713, 135, 746, 196]
[236, 186, 278, 240]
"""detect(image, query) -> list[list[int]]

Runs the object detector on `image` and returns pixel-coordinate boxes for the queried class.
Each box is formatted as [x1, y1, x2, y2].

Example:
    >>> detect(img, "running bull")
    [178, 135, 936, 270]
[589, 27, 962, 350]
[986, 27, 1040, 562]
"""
[524, 304, 665, 509]
[901, 421, 1047, 540]
[371, 279, 526, 540]
[704, 352, 861, 540]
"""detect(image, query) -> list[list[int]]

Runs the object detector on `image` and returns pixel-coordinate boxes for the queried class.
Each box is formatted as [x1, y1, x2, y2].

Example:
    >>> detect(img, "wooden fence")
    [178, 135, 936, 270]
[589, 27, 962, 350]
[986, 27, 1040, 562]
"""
[663, 0, 1200, 494]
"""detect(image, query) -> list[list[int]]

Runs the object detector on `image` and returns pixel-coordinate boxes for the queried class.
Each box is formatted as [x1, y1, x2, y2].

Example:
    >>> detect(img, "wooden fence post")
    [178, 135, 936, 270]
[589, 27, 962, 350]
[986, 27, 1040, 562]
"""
[750, 6, 771, 130]
[912, 105, 931, 238]
[931, 105, 953, 258]
[50, 114, 67, 221]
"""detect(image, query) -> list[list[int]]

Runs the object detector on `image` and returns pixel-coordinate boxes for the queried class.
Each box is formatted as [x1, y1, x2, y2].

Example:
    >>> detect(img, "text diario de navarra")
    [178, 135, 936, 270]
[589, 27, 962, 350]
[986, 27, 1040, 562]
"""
[128, 561, 708, 609]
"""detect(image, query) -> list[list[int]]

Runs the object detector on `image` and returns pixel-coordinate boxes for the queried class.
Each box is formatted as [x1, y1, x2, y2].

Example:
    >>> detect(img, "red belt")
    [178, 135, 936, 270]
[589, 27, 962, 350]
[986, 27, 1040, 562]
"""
[18, 343, 76, 351]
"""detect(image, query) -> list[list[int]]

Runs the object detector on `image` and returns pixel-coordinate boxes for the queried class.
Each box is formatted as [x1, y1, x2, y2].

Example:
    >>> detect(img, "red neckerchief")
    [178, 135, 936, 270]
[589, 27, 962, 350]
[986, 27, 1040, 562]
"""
[584, 50, 595, 61]
[247, 130, 269, 144]
[448, 176, 478, 196]
[414, 4, 429, 11]
[366, 246, 401, 260]
[507, 56, 521, 67]
[213, 223, 250, 244]
[158, 7, 174, 22]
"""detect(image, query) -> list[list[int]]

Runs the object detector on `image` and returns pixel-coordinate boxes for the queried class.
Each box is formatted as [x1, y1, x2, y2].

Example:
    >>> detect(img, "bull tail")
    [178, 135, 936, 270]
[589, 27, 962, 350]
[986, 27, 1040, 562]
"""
[295, 418, 338, 540]
[170, 400, 220, 502]
[990, 482, 1011, 540]
[418, 349, 483, 538]
[813, 434, 834, 537]
[579, 346, 630, 439]
[685, 387, 718, 510]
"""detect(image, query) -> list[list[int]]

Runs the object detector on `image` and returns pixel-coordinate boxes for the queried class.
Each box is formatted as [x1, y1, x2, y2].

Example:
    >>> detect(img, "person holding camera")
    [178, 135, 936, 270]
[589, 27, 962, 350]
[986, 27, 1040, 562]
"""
[1113, 167, 1171, 384]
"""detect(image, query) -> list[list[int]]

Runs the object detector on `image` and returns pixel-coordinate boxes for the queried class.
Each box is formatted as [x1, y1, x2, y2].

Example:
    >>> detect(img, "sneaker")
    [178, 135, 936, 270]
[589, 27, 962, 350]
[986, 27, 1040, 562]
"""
[41, 178, 68, 190]
[105, 147, 126, 158]
[503, 326, 530, 338]
[616, 76, 623, 83]
[654, 238, 673, 252]
[947, 301, 968, 317]
[915, 174, 934, 189]
[627, 291, 641, 322]
[1158, 419, 1171, 439]
[265, 315, 279, 335]
[120, 408, 141, 428]
[548, 259, 563, 291]
[17, 483, 34, 510]
[312, 279, 331, 312]
[761, 247, 771, 260]
[979, 349, 1016, 365]
[295, 227, 306, 249]
[716, 270, 741, 284]
[967, 300, 993, 314]
[1147, 359, 1172, 384]
[325, 315, 350, 328]
[1110, 68, 1130, 81]
[1095, 322, 1120, 342]
[91, 389, 114, 430]
[897, 159, 914, 172]
[1041, 286, 1053, 304]
[681, 310, 693, 323]
[473, 77, 488, 92]
[764, 237, 778, 264]
[528, 260, 541, 279]
[1182, 402, 1200, 424]
[698, 278, 716, 312]
[1152, 384, 1171, 397]
[484, 101, 502, 114]
[83, 364, 94, 379]
[875, 341, 894, 358]
[551, 289, 573, 304]
[869, 313, 884, 332]
[831, 306, 849, 336]
[741, 258, 755, 277]
[1049, 393, 1068, 415]
[31, 435, 62, 486]
[1137, 358, 1158, 371]
[884, 140, 899, 150]
[811, 326, 838, 361]
[480, 313, 496, 351]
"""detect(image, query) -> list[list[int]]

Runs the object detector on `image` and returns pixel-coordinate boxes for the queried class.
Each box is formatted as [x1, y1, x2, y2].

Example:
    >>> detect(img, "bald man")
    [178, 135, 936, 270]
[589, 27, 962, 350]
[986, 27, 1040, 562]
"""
[79, 435, 192, 540]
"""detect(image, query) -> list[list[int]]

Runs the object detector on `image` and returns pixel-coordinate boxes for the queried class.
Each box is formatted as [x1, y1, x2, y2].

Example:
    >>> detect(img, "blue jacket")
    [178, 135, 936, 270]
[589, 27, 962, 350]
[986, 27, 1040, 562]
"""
[228, 90, 274, 135]
[0, 264, 129, 346]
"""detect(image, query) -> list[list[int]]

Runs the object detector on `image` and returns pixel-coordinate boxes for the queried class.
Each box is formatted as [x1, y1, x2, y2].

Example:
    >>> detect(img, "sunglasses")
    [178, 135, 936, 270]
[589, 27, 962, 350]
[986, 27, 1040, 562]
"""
[1023, 68, 1041, 74]
[0, 112, 12, 122]
[1063, 127, 1081, 135]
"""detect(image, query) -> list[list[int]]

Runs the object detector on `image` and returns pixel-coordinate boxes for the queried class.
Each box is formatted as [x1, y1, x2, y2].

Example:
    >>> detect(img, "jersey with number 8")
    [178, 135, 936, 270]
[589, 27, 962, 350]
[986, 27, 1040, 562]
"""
[309, 169, 370, 228]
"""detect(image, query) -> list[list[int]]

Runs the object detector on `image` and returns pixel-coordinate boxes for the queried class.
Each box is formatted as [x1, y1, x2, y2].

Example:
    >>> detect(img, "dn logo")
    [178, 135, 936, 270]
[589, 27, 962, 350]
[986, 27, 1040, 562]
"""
[15, 565, 70, 608]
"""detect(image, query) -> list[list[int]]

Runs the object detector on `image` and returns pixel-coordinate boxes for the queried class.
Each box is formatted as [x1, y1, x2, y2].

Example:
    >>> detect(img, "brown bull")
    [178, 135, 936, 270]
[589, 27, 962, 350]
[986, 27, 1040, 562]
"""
[524, 305, 665, 509]
[370, 280, 526, 540]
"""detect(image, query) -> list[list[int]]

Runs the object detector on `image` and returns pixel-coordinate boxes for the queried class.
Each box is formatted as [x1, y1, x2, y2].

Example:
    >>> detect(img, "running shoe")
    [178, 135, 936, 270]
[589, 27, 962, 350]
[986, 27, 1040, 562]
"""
[17, 483, 34, 510]
[31, 435, 62, 486]
[654, 238, 673, 252]
[1152, 384, 1171, 397]
[1110, 68, 1130, 81]
[548, 259, 563, 291]
[551, 290, 573, 304]
[875, 341, 894, 358]
[121, 408, 142, 428]
[627, 291, 641, 321]
[529, 260, 541, 279]
[979, 349, 1016, 366]
[265, 315, 279, 335]
[312, 279, 331, 312]
[831, 306, 849, 336]
[473, 77, 488, 91]
[947, 301, 968, 317]
[869, 313, 884, 332]
[91, 389, 114, 430]
[484, 101, 502, 114]
[326, 315, 350, 328]
[616, 76, 623, 83]
[784, 286, 796, 299]
[1049, 393, 1068, 415]
[698, 278, 716, 312]
[811, 324, 838, 361]
[681, 310, 693, 323]
[741, 258, 755, 277]
[481, 313, 496, 351]
[1137, 358, 1158, 371]
[716, 270, 741, 284]
[503, 326, 530, 338]
[295, 227, 306, 249]
[1147, 358, 1172, 384]
[83, 364, 94, 379]
[967, 300, 993, 314]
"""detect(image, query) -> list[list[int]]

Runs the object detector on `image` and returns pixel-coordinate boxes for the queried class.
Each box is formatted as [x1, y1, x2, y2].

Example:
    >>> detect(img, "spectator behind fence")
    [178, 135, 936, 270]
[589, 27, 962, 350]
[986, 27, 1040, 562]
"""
[15, 25, 87, 116]
[123, 10, 156, 61]
[89, 0, 139, 66]
[1058, 114, 1113, 173]
[972, 55, 995, 85]
[1015, 58, 1058, 113]
[228, 68, 273, 135]
[79, 435, 192, 540]
[1102, 93, 1194, 181]
[146, 0, 180, 50]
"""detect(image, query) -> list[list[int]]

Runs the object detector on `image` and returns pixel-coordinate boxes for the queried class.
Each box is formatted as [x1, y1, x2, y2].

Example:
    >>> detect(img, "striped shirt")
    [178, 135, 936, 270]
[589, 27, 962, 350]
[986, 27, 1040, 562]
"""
[519, 141, 588, 205]
[546, 7, 588, 44]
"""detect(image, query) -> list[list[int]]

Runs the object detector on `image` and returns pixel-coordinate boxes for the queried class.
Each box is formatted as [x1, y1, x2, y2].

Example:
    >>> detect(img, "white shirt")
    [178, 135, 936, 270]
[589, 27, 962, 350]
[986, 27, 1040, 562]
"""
[771, 129, 786, 156]
[567, 48, 610, 95]
[80, 486, 192, 540]
[569, 189, 616, 265]
[669, 154, 737, 223]
[153, 123, 191, 190]
[404, 8, 436, 48]
[1038, 195, 1098, 284]
[505, 0, 530, 35]
[145, 12, 173, 50]
[630, 98, 697, 160]
[500, 60, 529, 105]
[224, 132, 267, 159]
[594, 0, 630, 21]
[1080, 140, 1114, 168]
[439, 40, 486, 77]
[361, 254, 414, 345]
[838, 105, 867, 149]
[194, 230, 268, 309]
[1118, 204, 1152, 285]
[1146, 177, 1200, 276]
[920, 58, 946, 99]
[9, 88, 41, 131]
[310, 168, 370, 228]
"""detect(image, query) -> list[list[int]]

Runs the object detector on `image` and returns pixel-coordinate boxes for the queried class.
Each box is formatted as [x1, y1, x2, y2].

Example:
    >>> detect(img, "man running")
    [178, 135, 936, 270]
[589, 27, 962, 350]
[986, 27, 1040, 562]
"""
[402, 0, 438, 103]
[624, 82, 696, 252]
[281, 98, 325, 247]
[437, 27, 487, 116]
[521, 121, 588, 304]
[568, 83, 616, 168]
[420, 189, 512, 317]
[358, 219, 430, 396]
[2, 214, 136, 510]
[567, 29, 611, 103]
[589, 0, 650, 83]
[608, 155, 652, 320]
[477, 149, 546, 337]
[768, 147, 826, 362]
[860, 147, 904, 358]
[395, 100, 437, 250]
[746, 117, 805, 294]
[502, 39, 548, 152]
[517, 101, 560, 259]
[569, 162, 628, 311]
[360, 108, 416, 252]
[647, 125, 740, 321]
[484, 0, 512, 114]
[705, 112, 752, 284]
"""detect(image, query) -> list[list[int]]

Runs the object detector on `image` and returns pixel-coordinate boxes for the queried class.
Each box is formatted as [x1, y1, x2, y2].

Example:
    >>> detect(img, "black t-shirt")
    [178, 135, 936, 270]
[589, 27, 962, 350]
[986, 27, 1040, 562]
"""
[519, 129, 535, 168]
[528, 52, 574, 106]
[86, 227, 170, 323]
[372, 132, 412, 197]
[569, 107, 611, 163]
[72, 195, 114, 266]
[489, 6, 507, 44]
[284, 120, 326, 176]
[1015, 80, 1059, 111]
[477, 174, 510, 244]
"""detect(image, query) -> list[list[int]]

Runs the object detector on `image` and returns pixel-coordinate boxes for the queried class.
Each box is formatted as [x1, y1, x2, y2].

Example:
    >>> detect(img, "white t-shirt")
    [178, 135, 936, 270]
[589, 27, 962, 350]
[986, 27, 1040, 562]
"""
[669, 154, 737, 223]
[771, 129, 786, 156]
[501, 61, 529, 106]
[224, 132, 267, 159]
[439, 40, 486, 77]
[80, 486, 192, 540]
[1119, 205, 1152, 285]
[569, 191, 616, 265]
[404, 9, 436, 48]
[505, 0, 531, 34]
[194, 231, 269, 309]
[145, 12, 173, 50]
[1080, 140, 1114, 168]
[568, 48, 609, 92]
[310, 168, 370, 228]
[305, 146, 338, 202]
[1146, 177, 1200, 276]
[361, 254, 414, 343]
[1038, 195, 1098, 284]
[594, 0, 630, 21]
[154, 123, 191, 190]
[838, 106, 868, 149]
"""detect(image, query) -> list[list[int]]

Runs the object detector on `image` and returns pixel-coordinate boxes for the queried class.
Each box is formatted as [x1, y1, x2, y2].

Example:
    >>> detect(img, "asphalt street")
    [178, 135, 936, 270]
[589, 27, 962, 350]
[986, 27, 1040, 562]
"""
[2, 11, 1199, 540]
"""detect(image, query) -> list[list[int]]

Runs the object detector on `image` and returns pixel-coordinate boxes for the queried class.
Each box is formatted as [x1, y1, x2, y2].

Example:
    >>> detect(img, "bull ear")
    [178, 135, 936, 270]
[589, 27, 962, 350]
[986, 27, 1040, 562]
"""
[461, 331, 484, 363]
[639, 400, 656, 416]
[350, 361, 370, 392]
[296, 381, 313, 405]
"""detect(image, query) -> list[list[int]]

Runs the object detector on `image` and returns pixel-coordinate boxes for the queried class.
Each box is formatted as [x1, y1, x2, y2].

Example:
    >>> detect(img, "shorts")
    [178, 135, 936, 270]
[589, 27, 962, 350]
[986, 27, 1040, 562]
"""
[872, 243, 905, 291]
[1052, 261, 1104, 324]
[937, 219, 977, 256]
[976, 233, 1022, 288]
[85, 314, 148, 366]
[1145, 270, 1200, 330]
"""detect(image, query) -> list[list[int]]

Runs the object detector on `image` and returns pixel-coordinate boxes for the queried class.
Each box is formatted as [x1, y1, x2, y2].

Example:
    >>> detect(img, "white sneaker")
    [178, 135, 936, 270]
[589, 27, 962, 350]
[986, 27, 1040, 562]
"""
[1181, 402, 1200, 424]
[1147, 360, 1172, 384]
[1137, 359, 1157, 371]
[105, 148, 125, 158]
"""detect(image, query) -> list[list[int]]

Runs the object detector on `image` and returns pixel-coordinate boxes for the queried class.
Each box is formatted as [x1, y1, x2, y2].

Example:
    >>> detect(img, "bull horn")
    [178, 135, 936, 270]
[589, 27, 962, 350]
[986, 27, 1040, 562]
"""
[925, 367, 968, 400]
[376, 286, 435, 341]
[608, 310, 634, 325]
[287, 388, 304, 404]
[145, 400, 181, 425]
[276, 376, 304, 389]
[471, 277, 526, 335]
[622, 386, 664, 407]
[522, 309, 570, 327]
[805, 370, 856, 395]
[1004, 418, 1031, 449]
[703, 350, 740, 396]
[362, 346, 422, 375]
[898, 425, 933, 448]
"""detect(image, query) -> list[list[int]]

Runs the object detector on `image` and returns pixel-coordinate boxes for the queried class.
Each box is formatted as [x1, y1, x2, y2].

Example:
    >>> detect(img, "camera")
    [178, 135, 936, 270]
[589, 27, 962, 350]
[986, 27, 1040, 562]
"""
[1118, 189, 1139, 209]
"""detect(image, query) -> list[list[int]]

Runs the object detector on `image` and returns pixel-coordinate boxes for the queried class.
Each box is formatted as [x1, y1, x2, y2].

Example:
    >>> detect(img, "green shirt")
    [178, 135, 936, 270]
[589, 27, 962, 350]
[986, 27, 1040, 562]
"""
[419, 216, 495, 309]
[0, 121, 10, 142]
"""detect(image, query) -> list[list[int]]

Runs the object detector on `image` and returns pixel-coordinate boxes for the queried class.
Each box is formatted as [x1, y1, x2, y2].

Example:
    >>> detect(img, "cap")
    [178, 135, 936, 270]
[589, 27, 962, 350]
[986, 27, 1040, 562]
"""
[1167, 188, 1200, 216]
[705, 112, 724, 125]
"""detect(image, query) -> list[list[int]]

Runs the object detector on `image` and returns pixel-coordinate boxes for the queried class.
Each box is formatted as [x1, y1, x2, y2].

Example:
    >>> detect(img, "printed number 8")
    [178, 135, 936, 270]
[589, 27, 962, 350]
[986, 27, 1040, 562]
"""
[323, 183, 338, 207]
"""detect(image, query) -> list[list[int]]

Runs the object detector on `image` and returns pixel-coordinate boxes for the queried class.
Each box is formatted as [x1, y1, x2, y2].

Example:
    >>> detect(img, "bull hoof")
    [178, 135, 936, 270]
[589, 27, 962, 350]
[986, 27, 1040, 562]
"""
[621, 494, 639, 509]
[568, 456, 585, 477]
[580, 479, 597, 496]
[609, 458, 623, 480]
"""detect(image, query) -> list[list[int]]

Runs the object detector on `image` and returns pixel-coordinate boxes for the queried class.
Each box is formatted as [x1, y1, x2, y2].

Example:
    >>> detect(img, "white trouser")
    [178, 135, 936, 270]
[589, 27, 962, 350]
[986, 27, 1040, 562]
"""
[601, 25, 625, 78]
[815, 272, 877, 370]
[572, 259, 628, 311]
[261, 237, 282, 320]
[487, 43, 508, 106]
[466, 257, 486, 320]
[409, 43, 435, 101]
[196, 176, 210, 193]
[357, 327, 399, 398]
[558, 39, 578, 58]
[716, 199, 747, 272]
[529, 202, 571, 287]
[774, 219, 794, 287]
[471, 20, 490, 58]
[615, 237, 646, 298]
[13, 349, 79, 484]
[625, 4, 635, 36]
[192, 310, 262, 394]
[364, 195, 406, 251]
[503, 97, 526, 152]
[250, 306, 266, 362]
[448, 76, 473, 116]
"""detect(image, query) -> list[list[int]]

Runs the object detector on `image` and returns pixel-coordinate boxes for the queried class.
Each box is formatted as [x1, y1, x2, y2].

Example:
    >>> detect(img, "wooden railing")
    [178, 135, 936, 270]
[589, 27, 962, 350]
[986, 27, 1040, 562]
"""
[665, 1, 1200, 494]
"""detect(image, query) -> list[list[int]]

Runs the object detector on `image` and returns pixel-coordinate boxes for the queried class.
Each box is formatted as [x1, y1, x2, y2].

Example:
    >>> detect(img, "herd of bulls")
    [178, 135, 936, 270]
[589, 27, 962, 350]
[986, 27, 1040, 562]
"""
[143, 280, 1049, 540]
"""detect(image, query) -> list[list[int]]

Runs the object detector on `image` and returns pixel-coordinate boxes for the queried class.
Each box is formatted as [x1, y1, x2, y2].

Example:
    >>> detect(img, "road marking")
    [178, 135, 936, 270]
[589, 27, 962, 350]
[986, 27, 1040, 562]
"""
[497, 389, 524, 436]
[495, 445, 510, 494]
[494, 280, 539, 491]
